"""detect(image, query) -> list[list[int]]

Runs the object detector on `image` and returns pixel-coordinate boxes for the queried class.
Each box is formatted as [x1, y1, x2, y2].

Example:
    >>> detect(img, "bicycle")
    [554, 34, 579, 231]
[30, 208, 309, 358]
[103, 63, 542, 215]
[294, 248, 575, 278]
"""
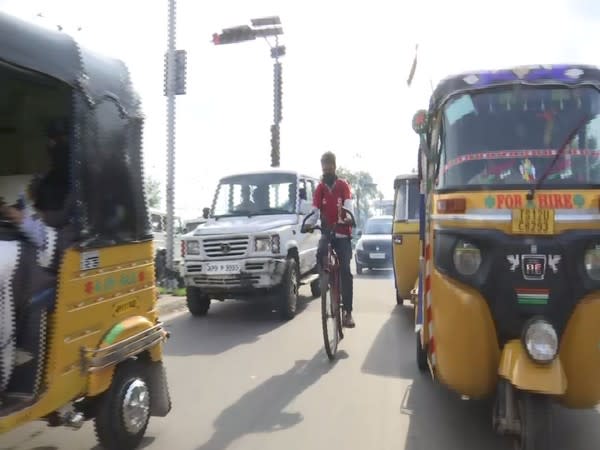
[302, 208, 356, 360]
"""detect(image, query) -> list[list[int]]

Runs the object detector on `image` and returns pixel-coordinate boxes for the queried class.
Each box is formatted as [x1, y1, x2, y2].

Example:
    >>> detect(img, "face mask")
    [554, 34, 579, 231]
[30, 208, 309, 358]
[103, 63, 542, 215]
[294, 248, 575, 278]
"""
[323, 173, 336, 186]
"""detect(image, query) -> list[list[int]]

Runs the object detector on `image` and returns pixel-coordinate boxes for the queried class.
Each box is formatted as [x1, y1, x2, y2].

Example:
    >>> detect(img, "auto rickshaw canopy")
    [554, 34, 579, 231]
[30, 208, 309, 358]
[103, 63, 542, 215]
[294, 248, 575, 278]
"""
[0, 11, 151, 248]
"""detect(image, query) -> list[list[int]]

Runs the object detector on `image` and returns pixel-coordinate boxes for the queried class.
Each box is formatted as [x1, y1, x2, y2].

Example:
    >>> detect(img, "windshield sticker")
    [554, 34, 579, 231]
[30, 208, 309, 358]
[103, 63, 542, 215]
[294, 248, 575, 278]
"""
[484, 193, 585, 209]
[519, 159, 536, 181]
[445, 94, 476, 125]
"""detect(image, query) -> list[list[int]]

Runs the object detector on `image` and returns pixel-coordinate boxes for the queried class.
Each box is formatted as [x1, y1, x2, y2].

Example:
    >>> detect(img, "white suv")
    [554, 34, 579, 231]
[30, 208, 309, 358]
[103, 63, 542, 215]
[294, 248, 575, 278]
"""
[181, 169, 321, 319]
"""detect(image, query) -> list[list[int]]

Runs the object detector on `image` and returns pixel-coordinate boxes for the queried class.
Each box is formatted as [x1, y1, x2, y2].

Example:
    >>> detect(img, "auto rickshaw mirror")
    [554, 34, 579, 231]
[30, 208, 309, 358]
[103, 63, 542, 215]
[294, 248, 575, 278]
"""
[412, 109, 428, 135]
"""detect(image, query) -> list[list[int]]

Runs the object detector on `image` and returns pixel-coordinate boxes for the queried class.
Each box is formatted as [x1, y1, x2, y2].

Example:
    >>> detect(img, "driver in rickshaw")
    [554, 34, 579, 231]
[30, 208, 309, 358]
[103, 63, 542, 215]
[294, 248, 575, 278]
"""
[0, 120, 75, 381]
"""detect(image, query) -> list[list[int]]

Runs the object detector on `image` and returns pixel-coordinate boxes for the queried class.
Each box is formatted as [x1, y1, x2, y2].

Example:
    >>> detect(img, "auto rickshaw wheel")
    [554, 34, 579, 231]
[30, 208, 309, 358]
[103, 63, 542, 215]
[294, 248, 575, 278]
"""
[94, 360, 151, 450]
[514, 393, 552, 450]
[186, 287, 211, 316]
[416, 332, 428, 372]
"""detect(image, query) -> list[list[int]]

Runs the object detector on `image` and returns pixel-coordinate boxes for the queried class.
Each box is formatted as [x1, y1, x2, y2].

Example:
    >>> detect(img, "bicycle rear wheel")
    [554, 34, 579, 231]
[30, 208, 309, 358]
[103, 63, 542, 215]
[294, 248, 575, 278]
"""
[321, 271, 341, 360]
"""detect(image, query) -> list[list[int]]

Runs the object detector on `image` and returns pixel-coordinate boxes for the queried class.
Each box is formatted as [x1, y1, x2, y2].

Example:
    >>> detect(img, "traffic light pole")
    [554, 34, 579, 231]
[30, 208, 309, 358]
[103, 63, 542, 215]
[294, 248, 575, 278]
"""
[212, 17, 284, 168]
[165, 0, 177, 292]
[271, 35, 282, 167]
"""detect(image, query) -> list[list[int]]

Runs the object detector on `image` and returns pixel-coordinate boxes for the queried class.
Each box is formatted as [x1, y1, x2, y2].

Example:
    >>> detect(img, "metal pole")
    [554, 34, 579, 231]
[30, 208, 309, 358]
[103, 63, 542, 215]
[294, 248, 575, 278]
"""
[271, 35, 282, 167]
[165, 0, 177, 292]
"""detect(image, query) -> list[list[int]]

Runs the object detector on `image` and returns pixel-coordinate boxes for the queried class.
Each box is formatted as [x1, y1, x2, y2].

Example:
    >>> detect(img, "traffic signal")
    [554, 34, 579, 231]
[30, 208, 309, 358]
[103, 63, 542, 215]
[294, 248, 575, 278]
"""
[270, 124, 280, 167]
[273, 62, 282, 123]
[212, 25, 256, 45]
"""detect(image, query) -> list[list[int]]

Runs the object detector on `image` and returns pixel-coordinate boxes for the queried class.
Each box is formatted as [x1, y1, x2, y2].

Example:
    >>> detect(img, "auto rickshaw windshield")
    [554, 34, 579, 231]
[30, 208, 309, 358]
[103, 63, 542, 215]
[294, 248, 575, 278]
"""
[436, 85, 600, 190]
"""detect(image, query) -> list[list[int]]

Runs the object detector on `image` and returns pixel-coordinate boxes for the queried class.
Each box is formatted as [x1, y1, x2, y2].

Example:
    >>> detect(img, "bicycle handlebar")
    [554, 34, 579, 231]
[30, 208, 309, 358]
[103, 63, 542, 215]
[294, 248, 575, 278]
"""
[300, 207, 356, 234]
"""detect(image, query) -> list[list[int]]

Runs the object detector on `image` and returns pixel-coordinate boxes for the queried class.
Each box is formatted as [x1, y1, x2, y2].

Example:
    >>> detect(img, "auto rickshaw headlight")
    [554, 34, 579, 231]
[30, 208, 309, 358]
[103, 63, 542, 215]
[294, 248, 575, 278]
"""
[584, 246, 600, 281]
[186, 240, 201, 255]
[523, 319, 558, 363]
[452, 240, 481, 276]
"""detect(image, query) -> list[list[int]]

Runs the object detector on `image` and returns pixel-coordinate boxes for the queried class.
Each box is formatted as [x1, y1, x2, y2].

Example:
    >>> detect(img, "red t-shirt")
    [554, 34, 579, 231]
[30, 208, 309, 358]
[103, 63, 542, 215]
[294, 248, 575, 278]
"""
[313, 178, 352, 236]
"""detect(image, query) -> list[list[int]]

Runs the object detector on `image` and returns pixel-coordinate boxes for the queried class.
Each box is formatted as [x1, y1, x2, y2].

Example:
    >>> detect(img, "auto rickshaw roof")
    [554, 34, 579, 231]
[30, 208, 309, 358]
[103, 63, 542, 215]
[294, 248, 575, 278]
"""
[429, 64, 600, 113]
[0, 11, 140, 115]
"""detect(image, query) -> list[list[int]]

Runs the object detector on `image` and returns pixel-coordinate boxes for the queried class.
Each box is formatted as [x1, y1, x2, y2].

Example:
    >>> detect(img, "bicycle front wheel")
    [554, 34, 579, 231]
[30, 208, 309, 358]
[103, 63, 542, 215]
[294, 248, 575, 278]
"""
[321, 272, 340, 360]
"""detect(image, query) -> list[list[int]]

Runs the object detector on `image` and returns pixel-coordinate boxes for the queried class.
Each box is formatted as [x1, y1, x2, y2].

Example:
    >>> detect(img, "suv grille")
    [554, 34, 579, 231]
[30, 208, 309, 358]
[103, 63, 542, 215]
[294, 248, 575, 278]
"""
[203, 236, 249, 258]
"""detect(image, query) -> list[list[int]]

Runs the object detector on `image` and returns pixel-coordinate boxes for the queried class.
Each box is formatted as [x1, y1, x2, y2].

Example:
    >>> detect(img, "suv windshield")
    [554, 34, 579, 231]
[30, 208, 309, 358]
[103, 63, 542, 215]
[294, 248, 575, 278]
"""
[437, 86, 600, 190]
[364, 218, 392, 234]
[213, 173, 298, 217]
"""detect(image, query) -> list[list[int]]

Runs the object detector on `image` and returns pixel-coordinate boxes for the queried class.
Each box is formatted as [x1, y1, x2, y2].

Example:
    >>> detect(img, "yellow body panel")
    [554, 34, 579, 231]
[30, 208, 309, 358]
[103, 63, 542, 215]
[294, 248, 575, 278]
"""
[392, 221, 420, 299]
[498, 340, 567, 395]
[431, 271, 500, 398]
[558, 295, 600, 408]
[0, 241, 162, 433]
[425, 188, 600, 407]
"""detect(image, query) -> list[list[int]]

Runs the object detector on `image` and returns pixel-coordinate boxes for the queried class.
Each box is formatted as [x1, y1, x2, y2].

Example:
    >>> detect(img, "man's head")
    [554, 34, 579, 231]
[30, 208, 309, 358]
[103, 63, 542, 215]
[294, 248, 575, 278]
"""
[321, 151, 337, 186]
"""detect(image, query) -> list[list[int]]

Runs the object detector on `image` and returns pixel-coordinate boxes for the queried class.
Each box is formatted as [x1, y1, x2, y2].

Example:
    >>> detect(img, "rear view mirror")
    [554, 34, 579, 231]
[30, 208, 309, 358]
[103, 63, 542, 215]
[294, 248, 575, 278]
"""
[357, 229, 363, 237]
[412, 109, 428, 134]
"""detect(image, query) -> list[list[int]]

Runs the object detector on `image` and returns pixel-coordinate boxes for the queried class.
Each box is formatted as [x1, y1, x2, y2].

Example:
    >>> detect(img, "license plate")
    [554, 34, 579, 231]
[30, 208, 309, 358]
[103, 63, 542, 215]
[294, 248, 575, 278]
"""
[204, 262, 241, 275]
[511, 208, 555, 235]
[369, 253, 386, 259]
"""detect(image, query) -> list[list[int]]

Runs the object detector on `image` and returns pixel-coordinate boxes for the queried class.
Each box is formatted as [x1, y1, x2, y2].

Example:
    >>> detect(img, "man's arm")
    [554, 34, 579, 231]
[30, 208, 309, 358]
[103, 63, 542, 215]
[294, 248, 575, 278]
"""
[342, 180, 355, 222]
[304, 183, 322, 227]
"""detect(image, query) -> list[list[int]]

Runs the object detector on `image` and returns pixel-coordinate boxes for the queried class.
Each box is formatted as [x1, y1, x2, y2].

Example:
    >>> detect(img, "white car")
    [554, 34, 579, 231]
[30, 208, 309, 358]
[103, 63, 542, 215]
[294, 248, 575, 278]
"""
[181, 169, 321, 319]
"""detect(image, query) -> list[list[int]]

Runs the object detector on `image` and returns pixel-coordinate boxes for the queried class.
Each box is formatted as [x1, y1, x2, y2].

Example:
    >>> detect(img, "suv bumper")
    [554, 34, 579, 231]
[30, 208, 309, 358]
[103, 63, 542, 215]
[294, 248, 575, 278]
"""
[183, 257, 287, 293]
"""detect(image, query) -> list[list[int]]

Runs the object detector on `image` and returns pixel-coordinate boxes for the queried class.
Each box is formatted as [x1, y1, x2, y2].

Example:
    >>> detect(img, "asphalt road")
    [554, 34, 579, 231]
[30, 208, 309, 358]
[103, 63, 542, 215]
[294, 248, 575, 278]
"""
[2, 269, 600, 450]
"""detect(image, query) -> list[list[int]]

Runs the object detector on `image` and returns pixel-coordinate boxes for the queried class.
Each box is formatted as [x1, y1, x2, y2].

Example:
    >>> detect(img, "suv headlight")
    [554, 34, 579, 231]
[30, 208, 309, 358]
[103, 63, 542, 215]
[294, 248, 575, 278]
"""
[186, 240, 201, 255]
[356, 240, 364, 251]
[452, 240, 481, 276]
[584, 245, 600, 280]
[523, 319, 558, 363]
[255, 235, 281, 254]
[255, 237, 272, 252]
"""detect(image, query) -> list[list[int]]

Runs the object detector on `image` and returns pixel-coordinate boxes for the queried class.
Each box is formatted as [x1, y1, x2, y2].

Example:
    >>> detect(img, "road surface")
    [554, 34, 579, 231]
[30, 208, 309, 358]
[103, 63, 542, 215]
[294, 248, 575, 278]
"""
[2, 269, 599, 450]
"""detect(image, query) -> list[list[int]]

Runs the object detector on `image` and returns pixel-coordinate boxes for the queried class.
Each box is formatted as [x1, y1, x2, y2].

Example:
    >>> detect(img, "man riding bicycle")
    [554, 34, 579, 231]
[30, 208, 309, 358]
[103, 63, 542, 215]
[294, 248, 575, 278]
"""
[305, 151, 356, 328]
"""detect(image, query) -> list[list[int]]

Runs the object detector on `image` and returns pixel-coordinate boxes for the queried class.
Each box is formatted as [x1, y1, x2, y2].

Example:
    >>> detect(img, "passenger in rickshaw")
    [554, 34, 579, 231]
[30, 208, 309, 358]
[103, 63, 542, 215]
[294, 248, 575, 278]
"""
[0, 120, 75, 393]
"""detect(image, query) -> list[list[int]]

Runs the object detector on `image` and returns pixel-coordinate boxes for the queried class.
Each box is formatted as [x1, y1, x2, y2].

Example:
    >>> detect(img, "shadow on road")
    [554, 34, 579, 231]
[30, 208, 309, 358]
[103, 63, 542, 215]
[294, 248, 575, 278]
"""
[165, 294, 314, 357]
[362, 306, 600, 450]
[195, 349, 347, 450]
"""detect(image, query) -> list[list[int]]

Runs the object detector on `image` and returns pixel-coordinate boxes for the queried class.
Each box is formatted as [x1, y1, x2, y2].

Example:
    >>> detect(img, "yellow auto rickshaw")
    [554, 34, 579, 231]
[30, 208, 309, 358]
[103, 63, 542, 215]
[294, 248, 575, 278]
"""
[391, 173, 420, 305]
[413, 64, 600, 449]
[0, 12, 171, 449]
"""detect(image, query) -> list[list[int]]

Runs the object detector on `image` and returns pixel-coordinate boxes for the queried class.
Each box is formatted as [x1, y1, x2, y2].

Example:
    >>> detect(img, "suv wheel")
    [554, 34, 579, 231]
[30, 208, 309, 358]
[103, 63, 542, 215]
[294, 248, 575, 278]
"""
[186, 287, 210, 316]
[280, 258, 299, 320]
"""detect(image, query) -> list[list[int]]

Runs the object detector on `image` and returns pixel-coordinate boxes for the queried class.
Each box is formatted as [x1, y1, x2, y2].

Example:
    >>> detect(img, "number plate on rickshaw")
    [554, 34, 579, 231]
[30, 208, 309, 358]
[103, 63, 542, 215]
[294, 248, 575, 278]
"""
[511, 209, 555, 235]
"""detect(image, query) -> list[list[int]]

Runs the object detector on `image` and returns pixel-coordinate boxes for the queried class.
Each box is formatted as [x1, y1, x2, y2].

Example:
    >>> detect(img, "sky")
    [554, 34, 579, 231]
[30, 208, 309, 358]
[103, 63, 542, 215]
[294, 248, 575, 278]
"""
[1, 0, 600, 219]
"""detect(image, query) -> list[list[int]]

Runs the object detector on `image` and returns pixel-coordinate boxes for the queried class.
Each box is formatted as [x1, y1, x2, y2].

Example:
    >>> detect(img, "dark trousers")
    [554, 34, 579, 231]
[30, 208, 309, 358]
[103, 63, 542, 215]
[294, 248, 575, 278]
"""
[317, 235, 354, 312]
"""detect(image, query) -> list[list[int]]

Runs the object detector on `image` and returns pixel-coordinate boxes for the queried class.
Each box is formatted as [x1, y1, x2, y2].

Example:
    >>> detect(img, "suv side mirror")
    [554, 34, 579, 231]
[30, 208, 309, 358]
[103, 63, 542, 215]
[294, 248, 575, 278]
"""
[357, 229, 363, 238]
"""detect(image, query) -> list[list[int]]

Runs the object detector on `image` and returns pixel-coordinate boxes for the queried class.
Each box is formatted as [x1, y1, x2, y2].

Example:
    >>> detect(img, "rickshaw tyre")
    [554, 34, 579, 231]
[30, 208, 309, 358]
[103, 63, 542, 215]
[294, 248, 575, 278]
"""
[279, 258, 299, 320]
[416, 332, 428, 372]
[356, 262, 363, 275]
[94, 360, 151, 450]
[310, 277, 321, 298]
[516, 393, 552, 450]
[186, 288, 210, 316]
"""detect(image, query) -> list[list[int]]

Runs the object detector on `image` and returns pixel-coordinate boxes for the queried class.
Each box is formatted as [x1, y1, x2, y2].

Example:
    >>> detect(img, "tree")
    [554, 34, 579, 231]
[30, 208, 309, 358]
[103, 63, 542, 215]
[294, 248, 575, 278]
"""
[337, 167, 383, 228]
[145, 176, 161, 209]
